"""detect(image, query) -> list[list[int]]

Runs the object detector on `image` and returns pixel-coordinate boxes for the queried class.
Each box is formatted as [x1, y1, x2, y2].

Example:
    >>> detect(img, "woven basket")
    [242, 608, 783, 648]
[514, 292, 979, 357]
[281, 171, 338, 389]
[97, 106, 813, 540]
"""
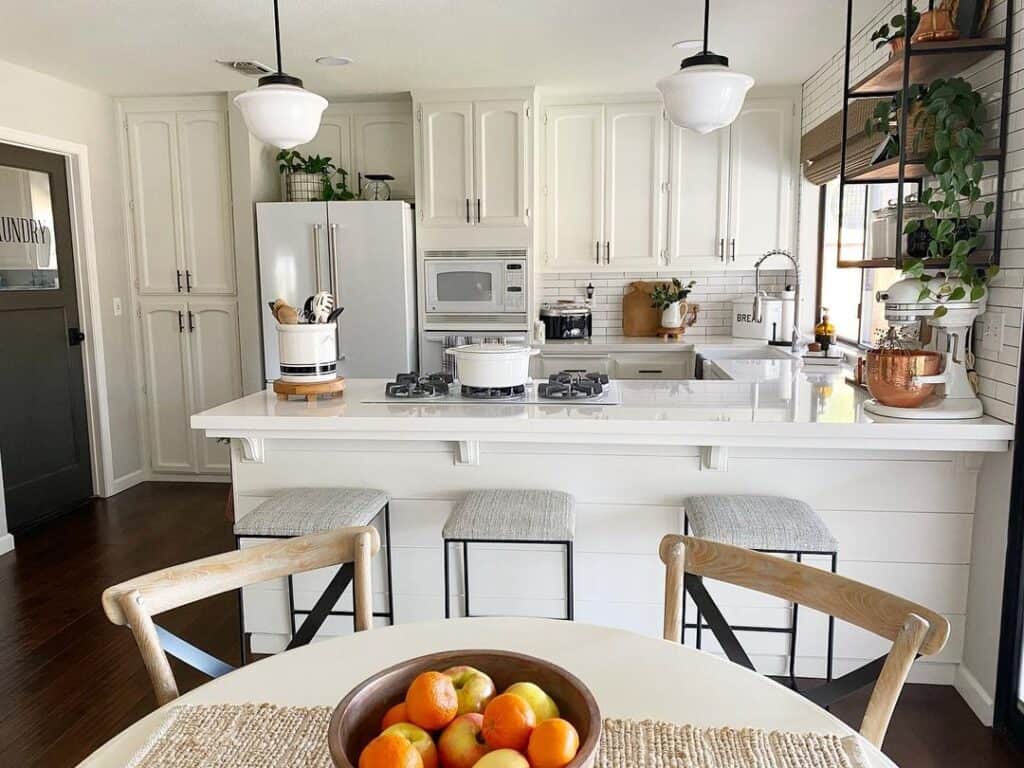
[904, 101, 936, 156]
[285, 172, 328, 202]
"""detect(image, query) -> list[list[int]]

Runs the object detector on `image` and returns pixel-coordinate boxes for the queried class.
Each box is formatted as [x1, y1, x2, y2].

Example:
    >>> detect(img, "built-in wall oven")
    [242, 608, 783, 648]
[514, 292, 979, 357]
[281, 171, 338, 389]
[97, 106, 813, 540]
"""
[423, 249, 527, 321]
[420, 330, 529, 377]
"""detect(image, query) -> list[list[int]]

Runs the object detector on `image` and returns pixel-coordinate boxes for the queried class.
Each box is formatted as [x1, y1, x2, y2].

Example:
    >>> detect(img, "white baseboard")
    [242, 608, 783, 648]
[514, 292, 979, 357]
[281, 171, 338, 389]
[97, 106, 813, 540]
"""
[107, 469, 146, 496]
[146, 472, 231, 484]
[954, 664, 994, 726]
[0, 533, 14, 556]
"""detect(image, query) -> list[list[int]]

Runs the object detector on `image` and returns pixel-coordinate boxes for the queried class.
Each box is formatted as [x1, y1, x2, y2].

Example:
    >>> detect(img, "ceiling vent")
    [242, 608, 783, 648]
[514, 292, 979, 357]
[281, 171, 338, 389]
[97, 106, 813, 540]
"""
[216, 59, 275, 78]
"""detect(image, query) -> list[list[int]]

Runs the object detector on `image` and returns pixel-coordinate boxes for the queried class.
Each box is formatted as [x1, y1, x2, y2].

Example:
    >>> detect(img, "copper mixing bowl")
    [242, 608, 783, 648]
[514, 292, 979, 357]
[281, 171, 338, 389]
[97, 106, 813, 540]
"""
[866, 349, 942, 408]
[328, 649, 601, 768]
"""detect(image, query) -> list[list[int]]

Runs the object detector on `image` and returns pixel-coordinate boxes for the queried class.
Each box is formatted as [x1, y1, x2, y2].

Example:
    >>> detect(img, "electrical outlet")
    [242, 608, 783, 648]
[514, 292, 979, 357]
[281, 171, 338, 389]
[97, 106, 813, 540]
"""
[981, 311, 1004, 353]
[112, 297, 123, 317]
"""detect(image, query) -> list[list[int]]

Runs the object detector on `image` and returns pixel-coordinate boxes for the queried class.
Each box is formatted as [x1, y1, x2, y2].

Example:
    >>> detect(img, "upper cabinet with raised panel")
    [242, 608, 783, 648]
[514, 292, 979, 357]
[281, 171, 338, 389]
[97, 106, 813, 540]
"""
[124, 101, 236, 295]
[542, 101, 667, 272]
[414, 89, 532, 231]
[666, 97, 795, 269]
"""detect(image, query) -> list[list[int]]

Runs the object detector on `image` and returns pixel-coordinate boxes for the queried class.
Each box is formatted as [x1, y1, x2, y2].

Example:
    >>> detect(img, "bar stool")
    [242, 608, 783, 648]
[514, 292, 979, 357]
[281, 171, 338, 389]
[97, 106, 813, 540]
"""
[442, 489, 575, 620]
[233, 487, 394, 659]
[681, 494, 838, 687]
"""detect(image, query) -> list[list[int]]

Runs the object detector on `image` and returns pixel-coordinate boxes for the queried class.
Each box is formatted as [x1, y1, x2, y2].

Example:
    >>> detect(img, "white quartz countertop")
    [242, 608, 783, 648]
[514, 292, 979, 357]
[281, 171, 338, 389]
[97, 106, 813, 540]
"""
[193, 365, 1014, 453]
[533, 335, 760, 353]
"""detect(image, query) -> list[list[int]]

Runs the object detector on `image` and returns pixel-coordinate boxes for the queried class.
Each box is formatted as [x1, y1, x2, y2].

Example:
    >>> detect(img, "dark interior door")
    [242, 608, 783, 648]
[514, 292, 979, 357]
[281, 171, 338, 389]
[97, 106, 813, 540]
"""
[0, 143, 92, 532]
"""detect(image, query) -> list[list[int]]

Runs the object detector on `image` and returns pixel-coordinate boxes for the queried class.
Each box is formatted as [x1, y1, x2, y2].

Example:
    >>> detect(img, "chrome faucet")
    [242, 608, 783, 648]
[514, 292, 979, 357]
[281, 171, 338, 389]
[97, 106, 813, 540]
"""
[753, 248, 801, 353]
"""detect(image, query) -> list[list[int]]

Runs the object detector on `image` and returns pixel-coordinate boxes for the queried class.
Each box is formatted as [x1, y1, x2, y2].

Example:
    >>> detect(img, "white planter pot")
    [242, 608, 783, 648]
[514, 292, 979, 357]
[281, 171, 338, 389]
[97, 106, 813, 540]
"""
[277, 322, 338, 383]
[445, 343, 539, 388]
[661, 301, 684, 328]
[285, 171, 327, 202]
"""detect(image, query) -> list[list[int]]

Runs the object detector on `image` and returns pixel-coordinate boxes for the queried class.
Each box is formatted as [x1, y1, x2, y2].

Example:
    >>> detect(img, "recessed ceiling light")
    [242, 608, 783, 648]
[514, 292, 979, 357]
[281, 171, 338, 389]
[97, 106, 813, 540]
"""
[316, 55, 354, 66]
[672, 40, 703, 50]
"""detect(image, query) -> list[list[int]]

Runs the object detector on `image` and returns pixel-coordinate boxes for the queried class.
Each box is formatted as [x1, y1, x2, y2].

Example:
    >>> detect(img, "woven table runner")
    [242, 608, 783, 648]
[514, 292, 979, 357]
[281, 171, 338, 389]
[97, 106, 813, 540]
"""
[126, 704, 872, 768]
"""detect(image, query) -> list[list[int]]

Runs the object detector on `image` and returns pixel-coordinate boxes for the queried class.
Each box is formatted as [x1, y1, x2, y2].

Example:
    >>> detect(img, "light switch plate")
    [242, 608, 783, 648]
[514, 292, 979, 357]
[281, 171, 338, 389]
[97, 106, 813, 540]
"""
[981, 311, 1004, 353]
[112, 297, 123, 317]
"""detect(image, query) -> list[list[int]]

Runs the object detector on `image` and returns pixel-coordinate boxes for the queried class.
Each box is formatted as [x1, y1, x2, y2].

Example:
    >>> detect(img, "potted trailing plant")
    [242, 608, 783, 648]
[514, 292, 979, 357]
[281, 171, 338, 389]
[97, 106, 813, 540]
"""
[901, 76, 998, 315]
[277, 150, 337, 202]
[321, 168, 357, 201]
[650, 278, 697, 329]
[870, 7, 921, 55]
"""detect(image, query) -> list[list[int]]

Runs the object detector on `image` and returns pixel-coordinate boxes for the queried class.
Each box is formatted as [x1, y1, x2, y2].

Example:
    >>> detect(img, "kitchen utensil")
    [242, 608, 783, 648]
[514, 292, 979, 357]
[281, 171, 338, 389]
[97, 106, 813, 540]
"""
[622, 281, 662, 337]
[866, 349, 942, 407]
[312, 291, 335, 323]
[912, 8, 959, 42]
[327, 649, 600, 768]
[360, 173, 394, 201]
[444, 343, 539, 388]
[541, 301, 593, 339]
[325, 305, 346, 324]
[277, 322, 338, 382]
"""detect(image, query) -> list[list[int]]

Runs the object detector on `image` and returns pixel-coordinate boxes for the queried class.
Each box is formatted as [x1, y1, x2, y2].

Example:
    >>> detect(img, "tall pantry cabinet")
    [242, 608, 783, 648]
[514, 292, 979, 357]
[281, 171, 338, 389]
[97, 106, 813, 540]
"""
[120, 96, 242, 477]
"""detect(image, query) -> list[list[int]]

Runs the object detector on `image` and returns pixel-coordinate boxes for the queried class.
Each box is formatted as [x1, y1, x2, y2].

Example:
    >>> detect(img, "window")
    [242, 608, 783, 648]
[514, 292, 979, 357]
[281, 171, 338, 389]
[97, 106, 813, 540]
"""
[817, 178, 901, 347]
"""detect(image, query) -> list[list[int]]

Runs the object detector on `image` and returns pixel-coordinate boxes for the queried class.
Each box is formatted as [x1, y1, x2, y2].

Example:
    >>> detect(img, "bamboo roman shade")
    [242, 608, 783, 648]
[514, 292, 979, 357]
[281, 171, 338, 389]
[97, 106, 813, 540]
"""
[801, 99, 887, 186]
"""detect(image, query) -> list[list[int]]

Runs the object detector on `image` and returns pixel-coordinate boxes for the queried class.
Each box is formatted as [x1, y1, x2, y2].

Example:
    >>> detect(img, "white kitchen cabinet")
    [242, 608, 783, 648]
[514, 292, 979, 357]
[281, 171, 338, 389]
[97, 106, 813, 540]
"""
[126, 108, 236, 295]
[604, 103, 666, 269]
[543, 105, 605, 270]
[667, 97, 794, 268]
[139, 297, 242, 475]
[301, 113, 354, 180]
[543, 101, 667, 272]
[416, 95, 530, 229]
[534, 353, 613, 379]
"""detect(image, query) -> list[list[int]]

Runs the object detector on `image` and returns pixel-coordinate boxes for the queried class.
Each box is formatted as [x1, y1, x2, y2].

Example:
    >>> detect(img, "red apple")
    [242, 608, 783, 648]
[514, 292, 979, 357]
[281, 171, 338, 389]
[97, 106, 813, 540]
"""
[442, 665, 497, 715]
[503, 682, 559, 722]
[471, 749, 529, 768]
[383, 723, 439, 768]
[437, 713, 489, 768]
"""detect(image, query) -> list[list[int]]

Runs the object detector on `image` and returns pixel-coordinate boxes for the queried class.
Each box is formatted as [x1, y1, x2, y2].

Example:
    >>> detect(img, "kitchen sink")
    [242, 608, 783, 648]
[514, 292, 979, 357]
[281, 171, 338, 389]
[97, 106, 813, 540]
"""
[696, 346, 795, 360]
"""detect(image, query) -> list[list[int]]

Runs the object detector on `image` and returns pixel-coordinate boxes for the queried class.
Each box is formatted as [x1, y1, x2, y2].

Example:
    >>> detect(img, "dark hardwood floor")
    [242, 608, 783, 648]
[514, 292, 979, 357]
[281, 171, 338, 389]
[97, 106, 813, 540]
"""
[0, 481, 1021, 767]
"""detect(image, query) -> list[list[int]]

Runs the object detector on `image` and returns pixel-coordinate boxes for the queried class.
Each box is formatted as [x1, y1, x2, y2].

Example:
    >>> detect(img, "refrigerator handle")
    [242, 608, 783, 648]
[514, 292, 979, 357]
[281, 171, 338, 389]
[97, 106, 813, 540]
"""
[328, 223, 339, 298]
[312, 224, 324, 292]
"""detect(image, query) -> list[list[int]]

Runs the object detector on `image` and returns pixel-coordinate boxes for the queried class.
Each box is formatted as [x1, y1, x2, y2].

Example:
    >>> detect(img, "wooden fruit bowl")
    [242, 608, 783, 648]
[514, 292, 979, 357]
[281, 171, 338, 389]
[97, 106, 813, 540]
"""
[328, 649, 601, 768]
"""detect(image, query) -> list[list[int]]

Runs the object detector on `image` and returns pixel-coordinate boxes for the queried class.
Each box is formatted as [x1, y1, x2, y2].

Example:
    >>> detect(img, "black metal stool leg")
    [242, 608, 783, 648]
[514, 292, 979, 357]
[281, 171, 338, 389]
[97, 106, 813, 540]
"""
[463, 542, 471, 618]
[382, 504, 395, 625]
[827, 551, 837, 682]
[443, 539, 451, 619]
[565, 541, 574, 621]
[789, 552, 802, 690]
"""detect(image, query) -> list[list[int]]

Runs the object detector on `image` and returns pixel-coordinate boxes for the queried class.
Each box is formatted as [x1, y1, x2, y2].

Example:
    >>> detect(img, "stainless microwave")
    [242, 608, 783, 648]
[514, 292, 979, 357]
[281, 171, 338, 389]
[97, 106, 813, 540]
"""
[423, 250, 527, 316]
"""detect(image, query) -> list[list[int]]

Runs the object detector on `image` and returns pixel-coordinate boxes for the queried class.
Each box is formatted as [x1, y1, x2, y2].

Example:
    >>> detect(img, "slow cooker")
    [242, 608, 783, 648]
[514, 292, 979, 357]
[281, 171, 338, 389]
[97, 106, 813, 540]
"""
[540, 301, 592, 339]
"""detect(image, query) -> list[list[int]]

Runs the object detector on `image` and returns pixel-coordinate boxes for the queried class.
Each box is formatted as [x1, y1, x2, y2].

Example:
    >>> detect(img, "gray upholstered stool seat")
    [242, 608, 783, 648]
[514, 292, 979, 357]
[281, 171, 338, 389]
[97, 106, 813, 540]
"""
[684, 494, 837, 552]
[443, 489, 575, 542]
[234, 488, 390, 537]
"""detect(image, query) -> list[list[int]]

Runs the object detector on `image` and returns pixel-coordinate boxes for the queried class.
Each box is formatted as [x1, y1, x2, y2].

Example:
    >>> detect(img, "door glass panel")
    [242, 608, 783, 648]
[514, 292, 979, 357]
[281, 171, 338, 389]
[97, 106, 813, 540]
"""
[436, 271, 493, 302]
[0, 165, 58, 290]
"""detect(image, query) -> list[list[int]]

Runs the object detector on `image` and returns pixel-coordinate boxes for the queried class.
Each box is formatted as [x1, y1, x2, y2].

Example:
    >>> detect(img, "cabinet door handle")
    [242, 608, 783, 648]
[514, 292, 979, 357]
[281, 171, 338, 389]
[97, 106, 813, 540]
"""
[605, 241, 611, 264]
[719, 238, 725, 262]
[312, 224, 324, 292]
[476, 198, 481, 223]
[595, 241, 601, 265]
[175, 270, 183, 293]
[466, 198, 471, 224]
[730, 238, 736, 262]
[187, 310, 195, 333]
[177, 310, 184, 334]
[185, 270, 193, 292]
[638, 369, 664, 374]
[328, 223, 339, 299]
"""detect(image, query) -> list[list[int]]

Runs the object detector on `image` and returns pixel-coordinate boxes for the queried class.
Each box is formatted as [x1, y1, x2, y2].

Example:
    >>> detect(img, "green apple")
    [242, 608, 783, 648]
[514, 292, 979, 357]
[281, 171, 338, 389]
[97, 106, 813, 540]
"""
[383, 722, 439, 768]
[503, 682, 559, 722]
[437, 713, 488, 768]
[471, 749, 529, 768]
[442, 665, 497, 715]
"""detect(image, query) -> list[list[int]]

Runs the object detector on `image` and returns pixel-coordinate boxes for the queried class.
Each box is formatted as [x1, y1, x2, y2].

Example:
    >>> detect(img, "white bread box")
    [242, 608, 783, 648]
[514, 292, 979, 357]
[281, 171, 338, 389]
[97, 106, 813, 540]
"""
[277, 323, 338, 383]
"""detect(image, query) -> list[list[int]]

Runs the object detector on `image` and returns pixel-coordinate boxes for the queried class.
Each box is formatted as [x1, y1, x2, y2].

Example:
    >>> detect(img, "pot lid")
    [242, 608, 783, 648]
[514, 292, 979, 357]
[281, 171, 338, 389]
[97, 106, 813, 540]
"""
[449, 343, 531, 354]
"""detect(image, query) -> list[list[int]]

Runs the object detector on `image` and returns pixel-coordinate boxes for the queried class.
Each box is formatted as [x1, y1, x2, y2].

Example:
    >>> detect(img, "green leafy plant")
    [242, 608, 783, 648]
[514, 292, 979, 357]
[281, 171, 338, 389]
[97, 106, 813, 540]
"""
[275, 149, 336, 175]
[649, 278, 696, 311]
[321, 168, 357, 201]
[870, 7, 921, 49]
[899, 77, 998, 316]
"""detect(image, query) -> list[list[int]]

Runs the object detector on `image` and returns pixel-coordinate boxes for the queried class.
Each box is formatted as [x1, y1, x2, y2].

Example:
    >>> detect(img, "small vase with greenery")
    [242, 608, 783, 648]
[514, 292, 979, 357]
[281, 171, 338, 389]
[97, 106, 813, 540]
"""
[899, 77, 998, 316]
[870, 7, 921, 54]
[650, 278, 697, 329]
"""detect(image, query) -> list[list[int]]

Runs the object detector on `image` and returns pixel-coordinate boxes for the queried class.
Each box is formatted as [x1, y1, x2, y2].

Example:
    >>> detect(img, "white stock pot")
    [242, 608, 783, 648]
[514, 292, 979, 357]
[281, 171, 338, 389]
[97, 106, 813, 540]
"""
[277, 322, 338, 383]
[445, 343, 539, 388]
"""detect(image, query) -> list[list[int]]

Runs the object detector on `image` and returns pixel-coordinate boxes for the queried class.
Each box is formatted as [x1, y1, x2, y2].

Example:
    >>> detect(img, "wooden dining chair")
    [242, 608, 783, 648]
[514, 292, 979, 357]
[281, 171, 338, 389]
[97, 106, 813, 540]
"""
[102, 525, 380, 706]
[660, 534, 949, 749]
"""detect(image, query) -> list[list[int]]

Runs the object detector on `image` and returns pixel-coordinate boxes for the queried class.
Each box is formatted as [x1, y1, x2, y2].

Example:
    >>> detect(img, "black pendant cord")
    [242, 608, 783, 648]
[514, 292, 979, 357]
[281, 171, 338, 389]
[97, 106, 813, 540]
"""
[273, 0, 283, 74]
[679, 0, 728, 70]
[702, 0, 710, 55]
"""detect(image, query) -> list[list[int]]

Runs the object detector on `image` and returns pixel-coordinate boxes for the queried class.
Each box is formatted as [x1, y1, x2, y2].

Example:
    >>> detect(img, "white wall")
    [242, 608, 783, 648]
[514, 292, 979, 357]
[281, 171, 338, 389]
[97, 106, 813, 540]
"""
[0, 57, 142, 489]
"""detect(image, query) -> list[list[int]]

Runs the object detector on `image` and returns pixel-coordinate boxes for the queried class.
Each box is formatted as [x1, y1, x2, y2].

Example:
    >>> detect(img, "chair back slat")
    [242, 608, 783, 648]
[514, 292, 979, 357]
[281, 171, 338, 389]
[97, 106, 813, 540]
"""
[661, 535, 948, 655]
[102, 526, 380, 625]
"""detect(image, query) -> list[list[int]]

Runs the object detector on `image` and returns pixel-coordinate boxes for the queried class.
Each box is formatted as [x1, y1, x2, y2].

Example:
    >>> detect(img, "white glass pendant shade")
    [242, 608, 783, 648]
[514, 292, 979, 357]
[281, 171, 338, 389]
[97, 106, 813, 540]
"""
[658, 61, 754, 135]
[234, 82, 328, 149]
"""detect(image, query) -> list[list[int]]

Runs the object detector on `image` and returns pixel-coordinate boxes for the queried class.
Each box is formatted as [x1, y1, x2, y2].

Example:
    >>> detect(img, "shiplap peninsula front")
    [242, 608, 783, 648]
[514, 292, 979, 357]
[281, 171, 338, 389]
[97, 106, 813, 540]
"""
[193, 364, 1012, 686]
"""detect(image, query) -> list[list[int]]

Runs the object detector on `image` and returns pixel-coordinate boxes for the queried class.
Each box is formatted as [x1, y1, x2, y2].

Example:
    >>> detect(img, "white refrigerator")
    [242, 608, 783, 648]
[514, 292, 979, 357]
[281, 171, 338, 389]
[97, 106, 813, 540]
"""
[256, 201, 417, 381]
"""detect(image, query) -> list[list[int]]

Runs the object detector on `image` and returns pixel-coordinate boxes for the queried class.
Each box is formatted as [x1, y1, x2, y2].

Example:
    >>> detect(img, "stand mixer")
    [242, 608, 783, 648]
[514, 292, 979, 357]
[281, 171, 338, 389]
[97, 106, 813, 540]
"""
[863, 276, 985, 420]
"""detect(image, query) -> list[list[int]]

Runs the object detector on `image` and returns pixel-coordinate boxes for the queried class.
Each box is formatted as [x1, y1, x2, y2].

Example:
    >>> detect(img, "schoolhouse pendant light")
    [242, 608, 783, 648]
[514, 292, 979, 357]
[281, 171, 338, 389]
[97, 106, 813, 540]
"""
[234, 0, 327, 149]
[657, 0, 754, 135]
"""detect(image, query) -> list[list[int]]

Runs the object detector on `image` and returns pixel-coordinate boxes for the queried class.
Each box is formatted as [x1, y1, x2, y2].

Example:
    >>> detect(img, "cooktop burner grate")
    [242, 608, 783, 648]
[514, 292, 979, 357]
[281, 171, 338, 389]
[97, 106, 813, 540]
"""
[537, 370, 609, 399]
[385, 372, 453, 399]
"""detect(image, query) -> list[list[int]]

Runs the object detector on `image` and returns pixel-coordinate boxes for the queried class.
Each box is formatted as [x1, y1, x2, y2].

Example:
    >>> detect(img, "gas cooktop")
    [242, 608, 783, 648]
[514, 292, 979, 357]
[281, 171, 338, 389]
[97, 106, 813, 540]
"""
[370, 371, 621, 406]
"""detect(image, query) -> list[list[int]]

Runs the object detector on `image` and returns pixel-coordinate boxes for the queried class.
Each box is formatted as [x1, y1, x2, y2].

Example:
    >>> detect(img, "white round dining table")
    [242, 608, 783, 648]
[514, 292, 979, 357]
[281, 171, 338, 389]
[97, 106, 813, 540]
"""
[79, 617, 895, 767]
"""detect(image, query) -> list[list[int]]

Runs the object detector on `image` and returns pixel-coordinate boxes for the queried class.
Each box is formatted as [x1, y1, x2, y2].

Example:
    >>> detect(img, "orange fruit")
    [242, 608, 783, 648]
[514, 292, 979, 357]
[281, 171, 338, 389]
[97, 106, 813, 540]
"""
[381, 702, 410, 730]
[405, 671, 459, 731]
[359, 732, 424, 768]
[527, 718, 580, 768]
[481, 693, 536, 751]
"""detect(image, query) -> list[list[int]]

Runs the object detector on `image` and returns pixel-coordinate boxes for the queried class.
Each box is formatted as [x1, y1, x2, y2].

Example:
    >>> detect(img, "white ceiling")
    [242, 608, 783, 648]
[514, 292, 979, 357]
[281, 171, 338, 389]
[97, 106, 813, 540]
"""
[0, 1, 885, 98]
